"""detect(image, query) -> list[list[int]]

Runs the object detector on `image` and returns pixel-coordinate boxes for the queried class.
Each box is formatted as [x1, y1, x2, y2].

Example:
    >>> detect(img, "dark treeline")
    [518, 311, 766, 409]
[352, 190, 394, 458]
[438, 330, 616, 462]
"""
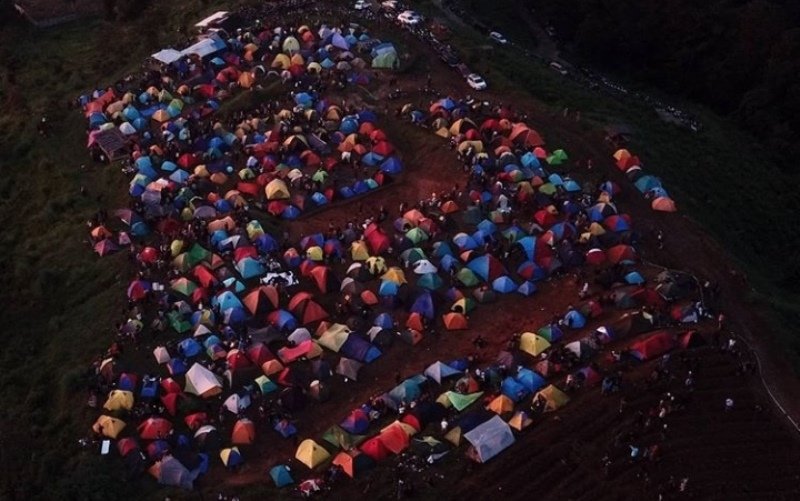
[531, 0, 800, 173]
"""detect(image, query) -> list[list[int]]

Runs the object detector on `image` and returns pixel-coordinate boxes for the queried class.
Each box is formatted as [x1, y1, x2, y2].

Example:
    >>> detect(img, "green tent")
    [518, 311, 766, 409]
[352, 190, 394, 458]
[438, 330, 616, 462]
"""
[446, 391, 483, 411]
[322, 425, 365, 450]
[187, 244, 211, 265]
[456, 268, 480, 287]
[405, 227, 429, 245]
[167, 311, 191, 333]
[546, 149, 568, 165]
[372, 51, 399, 69]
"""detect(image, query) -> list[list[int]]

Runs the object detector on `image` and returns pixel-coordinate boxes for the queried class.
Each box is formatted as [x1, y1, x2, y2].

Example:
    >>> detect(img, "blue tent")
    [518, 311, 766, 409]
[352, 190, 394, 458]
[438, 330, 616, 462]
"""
[255, 234, 279, 253]
[339, 186, 355, 198]
[223, 307, 248, 326]
[433, 241, 454, 258]
[282, 205, 300, 219]
[424, 361, 461, 383]
[501, 377, 530, 402]
[340, 335, 381, 363]
[270, 465, 294, 487]
[340, 117, 359, 134]
[520, 151, 541, 169]
[492, 276, 516, 294]
[167, 358, 187, 376]
[624, 271, 645, 285]
[439, 254, 458, 272]
[634, 175, 662, 193]
[410, 291, 435, 319]
[236, 257, 264, 279]
[515, 368, 546, 392]
[517, 281, 537, 296]
[388, 379, 421, 405]
[374, 313, 394, 329]
[381, 157, 403, 174]
[273, 419, 297, 438]
[563, 310, 586, 329]
[270, 309, 297, 331]
[516, 236, 536, 261]
[311, 192, 328, 206]
[215, 291, 243, 311]
[378, 280, 399, 296]
[477, 219, 497, 234]
[362, 152, 382, 166]
[179, 338, 202, 358]
[453, 233, 479, 250]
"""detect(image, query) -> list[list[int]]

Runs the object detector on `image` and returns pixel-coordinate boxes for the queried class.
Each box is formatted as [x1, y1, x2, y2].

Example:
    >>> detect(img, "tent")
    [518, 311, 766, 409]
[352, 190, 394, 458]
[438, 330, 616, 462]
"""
[185, 363, 223, 398]
[332, 450, 375, 478]
[424, 361, 461, 384]
[533, 385, 570, 411]
[295, 439, 331, 469]
[463, 416, 515, 463]
[270, 464, 294, 487]
[519, 332, 550, 357]
[630, 331, 676, 361]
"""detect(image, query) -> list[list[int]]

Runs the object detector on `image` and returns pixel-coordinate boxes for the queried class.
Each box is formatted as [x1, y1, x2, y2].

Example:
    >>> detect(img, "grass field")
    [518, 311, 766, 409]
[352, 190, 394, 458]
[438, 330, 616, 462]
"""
[0, 0, 799, 497]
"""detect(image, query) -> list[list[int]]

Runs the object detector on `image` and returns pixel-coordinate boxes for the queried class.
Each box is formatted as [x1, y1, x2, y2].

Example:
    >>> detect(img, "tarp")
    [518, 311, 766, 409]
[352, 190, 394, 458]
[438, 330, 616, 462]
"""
[463, 416, 515, 463]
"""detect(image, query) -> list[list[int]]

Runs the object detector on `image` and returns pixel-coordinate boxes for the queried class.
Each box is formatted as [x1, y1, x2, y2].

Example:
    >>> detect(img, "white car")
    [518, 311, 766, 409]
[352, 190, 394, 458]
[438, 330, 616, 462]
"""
[354, 0, 369, 10]
[466, 73, 487, 90]
[381, 0, 398, 10]
[397, 10, 422, 25]
[489, 31, 508, 44]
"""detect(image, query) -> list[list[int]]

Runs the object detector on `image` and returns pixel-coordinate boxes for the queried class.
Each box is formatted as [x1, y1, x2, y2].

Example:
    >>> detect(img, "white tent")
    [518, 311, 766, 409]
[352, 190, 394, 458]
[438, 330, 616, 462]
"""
[151, 48, 183, 64]
[155, 455, 195, 489]
[185, 363, 222, 398]
[223, 393, 252, 413]
[413, 259, 438, 275]
[181, 35, 227, 59]
[423, 361, 461, 384]
[463, 415, 515, 463]
[153, 346, 171, 364]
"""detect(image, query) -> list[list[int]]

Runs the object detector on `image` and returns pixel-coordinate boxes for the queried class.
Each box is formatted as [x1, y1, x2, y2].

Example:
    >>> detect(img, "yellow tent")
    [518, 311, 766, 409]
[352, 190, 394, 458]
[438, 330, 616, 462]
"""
[93, 415, 126, 438]
[104, 390, 134, 411]
[457, 140, 484, 153]
[152, 109, 171, 123]
[449, 118, 477, 135]
[508, 410, 533, 431]
[306, 246, 324, 261]
[444, 426, 462, 446]
[246, 220, 264, 239]
[519, 332, 551, 357]
[381, 267, 406, 284]
[295, 439, 330, 469]
[318, 324, 351, 352]
[588, 222, 606, 236]
[381, 420, 418, 437]
[534, 385, 570, 412]
[435, 127, 451, 138]
[307, 61, 322, 73]
[271, 53, 291, 69]
[486, 395, 514, 415]
[350, 241, 370, 261]
[265, 179, 290, 200]
[366, 256, 387, 274]
[613, 148, 631, 161]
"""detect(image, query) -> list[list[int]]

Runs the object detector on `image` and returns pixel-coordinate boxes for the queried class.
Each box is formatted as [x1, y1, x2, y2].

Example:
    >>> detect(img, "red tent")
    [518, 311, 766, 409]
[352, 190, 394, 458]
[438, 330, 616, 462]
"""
[138, 417, 173, 440]
[360, 436, 390, 461]
[378, 424, 409, 454]
[630, 331, 675, 361]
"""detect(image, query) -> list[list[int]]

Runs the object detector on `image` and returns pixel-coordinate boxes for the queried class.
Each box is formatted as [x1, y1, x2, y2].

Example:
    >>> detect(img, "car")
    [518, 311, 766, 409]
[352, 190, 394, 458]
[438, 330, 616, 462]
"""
[354, 0, 369, 10]
[466, 73, 487, 90]
[381, 0, 398, 10]
[397, 10, 422, 25]
[489, 31, 508, 44]
[549, 61, 568, 75]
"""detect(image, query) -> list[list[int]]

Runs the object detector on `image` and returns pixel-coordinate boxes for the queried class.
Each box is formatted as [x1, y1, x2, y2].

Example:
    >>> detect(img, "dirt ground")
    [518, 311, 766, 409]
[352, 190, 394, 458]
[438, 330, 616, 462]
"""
[184, 24, 800, 501]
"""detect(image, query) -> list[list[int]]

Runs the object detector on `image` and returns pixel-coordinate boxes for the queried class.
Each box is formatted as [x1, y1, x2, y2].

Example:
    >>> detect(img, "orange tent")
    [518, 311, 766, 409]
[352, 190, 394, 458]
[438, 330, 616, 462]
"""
[332, 450, 375, 478]
[651, 197, 677, 212]
[231, 418, 256, 445]
[442, 312, 468, 330]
